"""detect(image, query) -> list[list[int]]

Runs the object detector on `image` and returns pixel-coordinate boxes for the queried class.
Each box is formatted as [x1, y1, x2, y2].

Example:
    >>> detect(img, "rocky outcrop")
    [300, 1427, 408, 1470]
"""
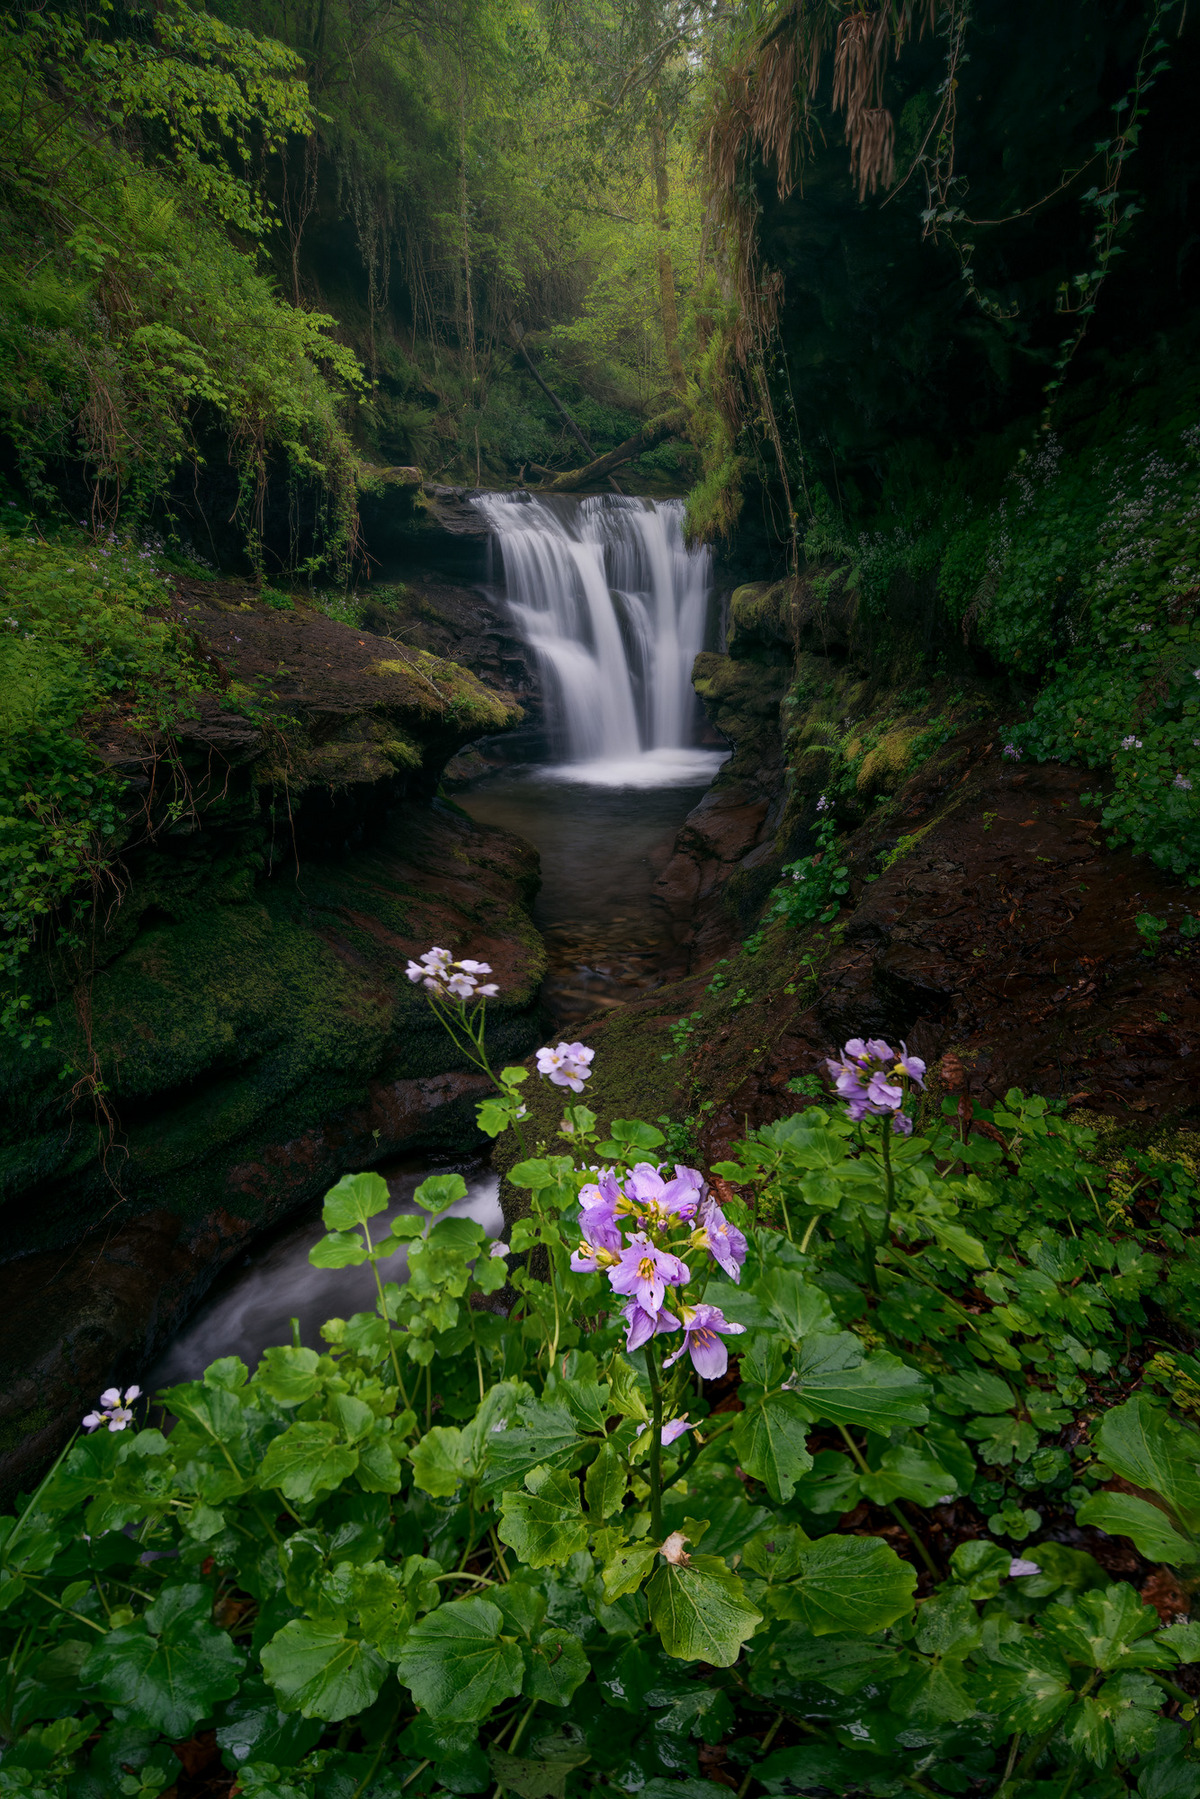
[0, 583, 544, 1496]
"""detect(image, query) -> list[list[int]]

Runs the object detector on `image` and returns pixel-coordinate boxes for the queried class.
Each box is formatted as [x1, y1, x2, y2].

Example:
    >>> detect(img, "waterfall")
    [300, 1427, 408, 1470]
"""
[472, 492, 716, 780]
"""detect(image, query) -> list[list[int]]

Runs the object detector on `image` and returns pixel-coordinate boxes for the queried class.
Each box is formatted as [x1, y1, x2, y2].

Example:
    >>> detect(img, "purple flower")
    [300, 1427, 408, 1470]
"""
[896, 1042, 926, 1087]
[625, 1161, 704, 1224]
[866, 1070, 903, 1111]
[662, 1304, 746, 1381]
[608, 1234, 690, 1315]
[569, 1194, 623, 1272]
[1175, 773, 1193, 791]
[83, 1385, 141, 1433]
[1003, 743, 1022, 761]
[892, 1112, 913, 1136]
[1121, 735, 1143, 751]
[537, 1041, 595, 1091]
[623, 1299, 680, 1352]
[694, 1197, 747, 1282]
[638, 1415, 693, 1446]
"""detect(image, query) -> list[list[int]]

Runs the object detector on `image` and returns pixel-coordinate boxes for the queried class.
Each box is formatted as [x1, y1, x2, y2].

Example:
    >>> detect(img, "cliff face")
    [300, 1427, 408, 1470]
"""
[0, 578, 544, 1494]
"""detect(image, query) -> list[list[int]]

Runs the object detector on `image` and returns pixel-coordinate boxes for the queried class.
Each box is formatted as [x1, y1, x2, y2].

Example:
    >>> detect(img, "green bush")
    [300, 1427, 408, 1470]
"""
[3, 1065, 1198, 1796]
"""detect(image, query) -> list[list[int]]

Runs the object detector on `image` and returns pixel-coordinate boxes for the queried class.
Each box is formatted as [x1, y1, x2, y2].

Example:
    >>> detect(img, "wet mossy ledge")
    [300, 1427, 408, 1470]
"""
[0, 579, 544, 1498]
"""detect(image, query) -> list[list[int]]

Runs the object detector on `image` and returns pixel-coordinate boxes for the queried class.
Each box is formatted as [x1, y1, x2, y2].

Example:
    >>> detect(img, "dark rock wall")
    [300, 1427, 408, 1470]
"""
[0, 579, 545, 1496]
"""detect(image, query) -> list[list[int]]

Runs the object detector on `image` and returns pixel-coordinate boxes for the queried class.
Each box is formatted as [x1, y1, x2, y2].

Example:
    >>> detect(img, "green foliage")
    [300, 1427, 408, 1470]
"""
[0, 529, 215, 1044]
[3, 1072, 1200, 1795]
[763, 816, 850, 929]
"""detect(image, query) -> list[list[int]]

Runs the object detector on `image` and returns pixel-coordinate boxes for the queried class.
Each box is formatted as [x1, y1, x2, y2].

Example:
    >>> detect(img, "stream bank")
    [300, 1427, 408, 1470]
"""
[501, 573, 1200, 1180]
[0, 572, 545, 1499]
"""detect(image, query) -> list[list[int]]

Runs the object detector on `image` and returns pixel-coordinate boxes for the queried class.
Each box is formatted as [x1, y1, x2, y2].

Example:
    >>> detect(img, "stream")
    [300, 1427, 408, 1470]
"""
[152, 493, 722, 1380]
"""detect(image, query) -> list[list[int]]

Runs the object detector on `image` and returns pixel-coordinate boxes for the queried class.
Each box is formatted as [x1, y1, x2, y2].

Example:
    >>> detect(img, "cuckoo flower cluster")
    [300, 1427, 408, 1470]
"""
[570, 1162, 747, 1384]
[405, 947, 498, 1001]
[82, 1386, 141, 1432]
[536, 1041, 595, 1092]
[827, 1037, 926, 1134]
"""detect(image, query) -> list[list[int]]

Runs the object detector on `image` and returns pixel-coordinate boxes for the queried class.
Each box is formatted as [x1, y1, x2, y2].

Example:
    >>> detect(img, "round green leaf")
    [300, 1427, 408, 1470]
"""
[260, 1617, 388, 1721]
[646, 1555, 762, 1666]
[395, 1596, 525, 1721]
[782, 1535, 917, 1637]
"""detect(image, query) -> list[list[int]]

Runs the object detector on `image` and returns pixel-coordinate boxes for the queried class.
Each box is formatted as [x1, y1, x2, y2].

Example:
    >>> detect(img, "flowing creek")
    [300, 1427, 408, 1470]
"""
[153, 494, 723, 1377]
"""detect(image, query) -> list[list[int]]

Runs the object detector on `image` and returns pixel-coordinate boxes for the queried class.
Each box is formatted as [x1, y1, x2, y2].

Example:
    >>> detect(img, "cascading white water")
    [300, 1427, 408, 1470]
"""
[472, 492, 713, 776]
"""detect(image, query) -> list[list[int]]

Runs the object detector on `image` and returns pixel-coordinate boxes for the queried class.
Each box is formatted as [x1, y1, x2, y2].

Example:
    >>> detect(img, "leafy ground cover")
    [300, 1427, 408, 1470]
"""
[3, 973, 1199, 1797]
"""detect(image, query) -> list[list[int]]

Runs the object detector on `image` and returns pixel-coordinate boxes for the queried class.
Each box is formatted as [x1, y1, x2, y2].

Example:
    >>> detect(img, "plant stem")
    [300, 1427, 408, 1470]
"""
[835, 1424, 939, 1577]
[736, 1711, 784, 1799]
[644, 1340, 665, 1539]
[799, 1212, 820, 1254]
[364, 1216, 411, 1409]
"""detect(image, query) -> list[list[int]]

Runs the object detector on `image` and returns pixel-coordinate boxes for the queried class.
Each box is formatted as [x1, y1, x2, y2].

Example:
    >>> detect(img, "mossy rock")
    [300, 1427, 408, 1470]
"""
[855, 726, 927, 798]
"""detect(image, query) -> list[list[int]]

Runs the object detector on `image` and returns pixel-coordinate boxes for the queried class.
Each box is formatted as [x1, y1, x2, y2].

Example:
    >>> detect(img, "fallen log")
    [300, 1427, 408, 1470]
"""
[539, 407, 687, 493]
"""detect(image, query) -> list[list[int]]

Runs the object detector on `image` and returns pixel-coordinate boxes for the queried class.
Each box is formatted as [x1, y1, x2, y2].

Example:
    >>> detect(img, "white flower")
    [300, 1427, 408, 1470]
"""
[489, 1241, 510, 1258]
[1120, 736, 1143, 750]
[407, 947, 498, 1002]
[816, 795, 830, 813]
[1008, 1557, 1041, 1578]
[82, 1384, 141, 1433]
[1175, 774, 1193, 791]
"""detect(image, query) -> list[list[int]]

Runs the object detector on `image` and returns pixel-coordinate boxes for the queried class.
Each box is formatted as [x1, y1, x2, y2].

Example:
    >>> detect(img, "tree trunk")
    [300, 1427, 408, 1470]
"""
[539, 408, 686, 492]
[648, 113, 685, 394]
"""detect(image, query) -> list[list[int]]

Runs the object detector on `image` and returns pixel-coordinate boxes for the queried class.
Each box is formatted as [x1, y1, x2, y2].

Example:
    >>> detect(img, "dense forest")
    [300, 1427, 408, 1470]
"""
[3, 3, 1200, 1797]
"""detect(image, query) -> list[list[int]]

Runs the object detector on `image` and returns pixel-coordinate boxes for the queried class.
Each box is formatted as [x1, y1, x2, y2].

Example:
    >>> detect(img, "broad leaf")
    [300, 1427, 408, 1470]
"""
[478, 1401, 582, 1497]
[410, 1426, 470, 1499]
[81, 1583, 242, 1736]
[1076, 1493, 1198, 1567]
[522, 1628, 590, 1705]
[322, 1171, 390, 1231]
[790, 1340, 930, 1435]
[260, 1617, 388, 1721]
[395, 1597, 525, 1721]
[732, 1394, 813, 1503]
[602, 1539, 660, 1602]
[776, 1535, 916, 1636]
[497, 1466, 588, 1569]
[1093, 1396, 1200, 1536]
[646, 1556, 762, 1666]
[584, 1443, 627, 1519]
[257, 1347, 322, 1408]
[258, 1423, 358, 1505]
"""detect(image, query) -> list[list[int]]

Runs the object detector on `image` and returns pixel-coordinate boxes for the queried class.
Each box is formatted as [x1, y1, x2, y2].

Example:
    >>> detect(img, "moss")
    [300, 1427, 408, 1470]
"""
[855, 726, 926, 797]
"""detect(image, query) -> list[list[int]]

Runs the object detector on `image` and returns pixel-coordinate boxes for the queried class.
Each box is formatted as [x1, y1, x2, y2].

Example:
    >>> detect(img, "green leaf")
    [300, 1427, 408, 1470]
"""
[937, 1370, 1015, 1414]
[606, 1119, 665, 1150]
[497, 1466, 589, 1569]
[322, 1170, 390, 1231]
[522, 1627, 590, 1705]
[1076, 1493, 1199, 1567]
[478, 1400, 582, 1497]
[258, 1422, 358, 1505]
[1158, 1619, 1200, 1663]
[964, 1412, 1038, 1466]
[755, 1270, 836, 1341]
[309, 1230, 368, 1270]
[602, 1538, 660, 1602]
[410, 1426, 470, 1499]
[584, 1442, 627, 1519]
[256, 1347, 322, 1407]
[395, 1597, 525, 1722]
[487, 1743, 589, 1799]
[981, 1639, 1073, 1731]
[478, 1097, 519, 1137]
[260, 1617, 388, 1721]
[859, 1440, 962, 1507]
[1093, 1395, 1200, 1535]
[646, 1555, 762, 1665]
[414, 1173, 468, 1213]
[1040, 1583, 1164, 1671]
[755, 1744, 869, 1793]
[732, 1393, 813, 1503]
[790, 1339, 930, 1435]
[776, 1535, 916, 1637]
[81, 1583, 242, 1737]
